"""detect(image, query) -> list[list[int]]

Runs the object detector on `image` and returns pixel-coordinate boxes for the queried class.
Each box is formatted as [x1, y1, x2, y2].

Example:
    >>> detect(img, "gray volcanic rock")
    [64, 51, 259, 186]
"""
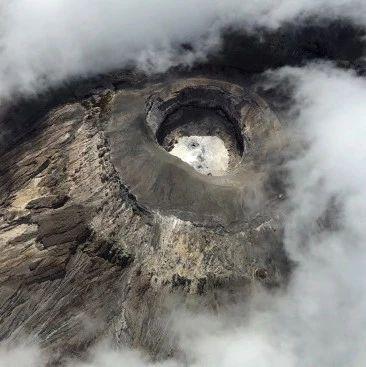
[0, 73, 290, 365]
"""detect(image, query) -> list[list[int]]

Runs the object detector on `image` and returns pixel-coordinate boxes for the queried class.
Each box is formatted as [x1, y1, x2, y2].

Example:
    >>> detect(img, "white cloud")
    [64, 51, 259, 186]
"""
[1, 0, 365, 100]
[0, 344, 44, 367]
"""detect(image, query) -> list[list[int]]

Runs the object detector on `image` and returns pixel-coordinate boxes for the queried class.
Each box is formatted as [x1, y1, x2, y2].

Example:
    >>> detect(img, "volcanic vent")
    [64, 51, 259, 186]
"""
[151, 84, 246, 176]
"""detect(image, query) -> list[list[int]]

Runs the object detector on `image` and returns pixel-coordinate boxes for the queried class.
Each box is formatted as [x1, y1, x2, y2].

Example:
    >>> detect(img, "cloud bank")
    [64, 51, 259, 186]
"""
[1, 0, 366, 101]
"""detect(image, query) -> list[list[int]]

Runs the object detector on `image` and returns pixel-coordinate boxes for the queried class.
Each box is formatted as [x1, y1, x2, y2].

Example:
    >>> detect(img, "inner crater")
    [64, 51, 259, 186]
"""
[157, 106, 242, 176]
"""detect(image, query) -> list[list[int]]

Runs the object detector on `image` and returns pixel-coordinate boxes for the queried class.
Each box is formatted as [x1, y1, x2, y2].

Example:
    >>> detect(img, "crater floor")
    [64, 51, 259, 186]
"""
[170, 135, 229, 176]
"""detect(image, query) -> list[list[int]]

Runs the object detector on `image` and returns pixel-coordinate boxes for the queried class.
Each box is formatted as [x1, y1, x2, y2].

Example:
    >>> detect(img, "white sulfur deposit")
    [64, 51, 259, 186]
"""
[170, 135, 229, 176]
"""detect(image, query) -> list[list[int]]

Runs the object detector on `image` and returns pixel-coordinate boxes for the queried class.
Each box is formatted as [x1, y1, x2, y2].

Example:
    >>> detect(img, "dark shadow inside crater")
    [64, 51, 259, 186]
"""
[146, 85, 248, 152]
